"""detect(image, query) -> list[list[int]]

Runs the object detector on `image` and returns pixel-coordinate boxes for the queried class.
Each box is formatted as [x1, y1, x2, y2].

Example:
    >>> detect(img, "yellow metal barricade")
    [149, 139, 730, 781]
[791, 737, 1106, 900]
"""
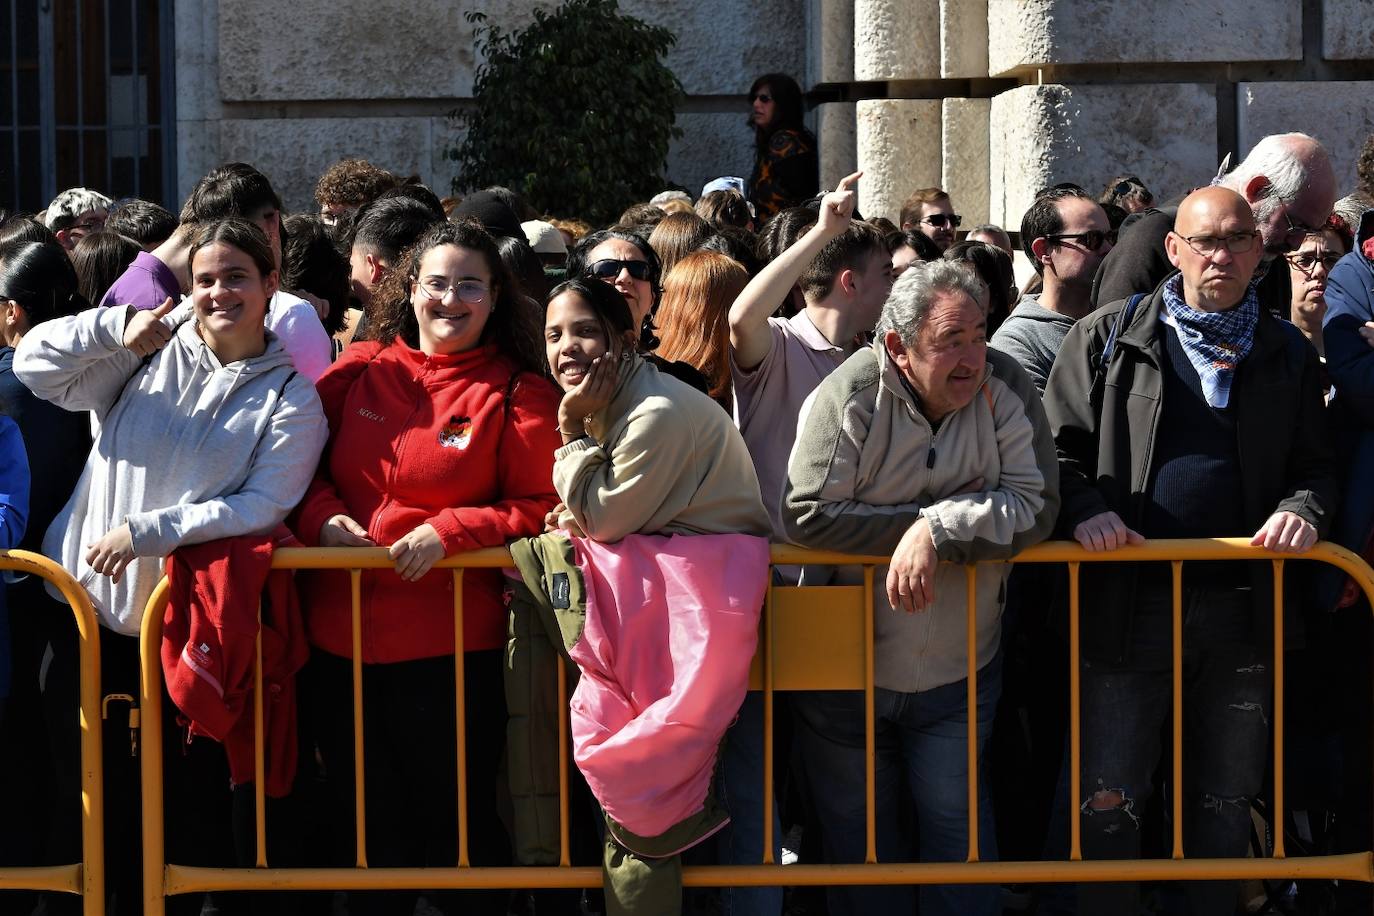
[0, 550, 104, 916]
[137, 539, 1374, 914]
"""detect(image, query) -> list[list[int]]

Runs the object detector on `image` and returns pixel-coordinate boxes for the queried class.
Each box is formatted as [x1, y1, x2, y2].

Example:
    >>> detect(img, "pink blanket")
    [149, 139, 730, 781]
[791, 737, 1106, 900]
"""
[568, 532, 770, 839]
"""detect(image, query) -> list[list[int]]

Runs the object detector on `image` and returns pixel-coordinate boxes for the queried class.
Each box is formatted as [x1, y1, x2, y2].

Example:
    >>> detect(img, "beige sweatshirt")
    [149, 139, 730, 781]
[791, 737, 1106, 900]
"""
[555, 355, 770, 542]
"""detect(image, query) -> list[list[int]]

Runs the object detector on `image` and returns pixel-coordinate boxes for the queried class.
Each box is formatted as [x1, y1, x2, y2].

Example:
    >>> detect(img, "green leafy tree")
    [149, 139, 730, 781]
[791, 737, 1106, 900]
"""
[451, 0, 683, 227]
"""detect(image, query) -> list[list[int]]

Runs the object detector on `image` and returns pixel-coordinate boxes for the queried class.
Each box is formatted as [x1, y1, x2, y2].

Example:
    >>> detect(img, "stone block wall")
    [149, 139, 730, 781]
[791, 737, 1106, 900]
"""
[175, 0, 1374, 232]
[814, 0, 1374, 241]
[176, 0, 804, 214]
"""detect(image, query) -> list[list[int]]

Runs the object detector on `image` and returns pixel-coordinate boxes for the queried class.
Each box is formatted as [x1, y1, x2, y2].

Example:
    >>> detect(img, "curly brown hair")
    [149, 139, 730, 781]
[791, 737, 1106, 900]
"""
[313, 158, 398, 209]
[365, 219, 545, 374]
[1358, 133, 1374, 200]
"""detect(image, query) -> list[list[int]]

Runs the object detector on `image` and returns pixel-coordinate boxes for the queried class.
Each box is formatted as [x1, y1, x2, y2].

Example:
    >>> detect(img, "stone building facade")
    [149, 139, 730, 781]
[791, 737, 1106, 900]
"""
[176, 0, 1373, 227]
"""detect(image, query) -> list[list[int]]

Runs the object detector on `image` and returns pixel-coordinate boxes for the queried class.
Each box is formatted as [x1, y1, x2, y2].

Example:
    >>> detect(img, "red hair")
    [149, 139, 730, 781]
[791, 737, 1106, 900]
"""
[655, 251, 749, 405]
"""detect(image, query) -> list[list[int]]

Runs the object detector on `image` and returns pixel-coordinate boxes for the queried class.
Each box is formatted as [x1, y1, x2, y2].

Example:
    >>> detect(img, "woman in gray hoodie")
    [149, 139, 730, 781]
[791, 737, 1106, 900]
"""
[16, 218, 328, 632]
[13, 217, 328, 912]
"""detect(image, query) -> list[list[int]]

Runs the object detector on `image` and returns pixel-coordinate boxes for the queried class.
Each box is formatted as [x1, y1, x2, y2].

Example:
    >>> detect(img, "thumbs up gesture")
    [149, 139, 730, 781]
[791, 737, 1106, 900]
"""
[121, 297, 177, 357]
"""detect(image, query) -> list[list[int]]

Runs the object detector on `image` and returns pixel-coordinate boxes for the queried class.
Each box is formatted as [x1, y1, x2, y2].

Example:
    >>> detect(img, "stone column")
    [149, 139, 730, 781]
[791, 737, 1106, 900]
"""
[856, 99, 941, 223]
[942, 98, 990, 227]
[817, 103, 858, 190]
[940, 0, 988, 79]
[855, 0, 939, 80]
[988, 83, 1217, 229]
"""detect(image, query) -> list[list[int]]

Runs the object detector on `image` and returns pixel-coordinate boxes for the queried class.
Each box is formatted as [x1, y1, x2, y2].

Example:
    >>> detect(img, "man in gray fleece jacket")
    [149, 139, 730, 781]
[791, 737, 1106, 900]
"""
[781, 259, 1059, 916]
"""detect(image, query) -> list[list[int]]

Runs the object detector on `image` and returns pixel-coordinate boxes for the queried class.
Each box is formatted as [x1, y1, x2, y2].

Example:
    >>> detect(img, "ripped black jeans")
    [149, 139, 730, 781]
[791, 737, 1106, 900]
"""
[1079, 586, 1270, 916]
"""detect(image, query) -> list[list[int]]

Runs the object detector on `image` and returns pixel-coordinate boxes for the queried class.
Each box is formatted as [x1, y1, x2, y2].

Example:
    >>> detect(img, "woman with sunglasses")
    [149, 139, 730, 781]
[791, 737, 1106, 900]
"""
[293, 219, 562, 916]
[567, 228, 711, 394]
[1099, 175, 1155, 214]
[1285, 218, 1352, 359]
[747, 72, 818, 222]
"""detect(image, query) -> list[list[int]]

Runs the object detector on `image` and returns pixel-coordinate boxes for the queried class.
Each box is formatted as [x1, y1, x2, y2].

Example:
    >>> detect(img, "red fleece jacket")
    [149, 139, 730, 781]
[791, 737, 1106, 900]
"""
[294, 339, 561, 662]
[162, 528, 306, 798]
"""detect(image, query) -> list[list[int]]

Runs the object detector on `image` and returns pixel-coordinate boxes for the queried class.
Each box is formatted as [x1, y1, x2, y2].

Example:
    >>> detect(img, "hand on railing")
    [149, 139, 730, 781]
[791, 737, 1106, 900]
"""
[888, 516, 938, 614]
[319, 514, 376, 548]
[1250, 510, 1317, 553]
[1072, 511, 1144, 552]
[388, 523, 445, 582]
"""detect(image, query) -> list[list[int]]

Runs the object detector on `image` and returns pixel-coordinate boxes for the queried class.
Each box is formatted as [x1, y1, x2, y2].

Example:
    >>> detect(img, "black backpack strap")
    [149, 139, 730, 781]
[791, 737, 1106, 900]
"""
[1092, 292, 1145, 387]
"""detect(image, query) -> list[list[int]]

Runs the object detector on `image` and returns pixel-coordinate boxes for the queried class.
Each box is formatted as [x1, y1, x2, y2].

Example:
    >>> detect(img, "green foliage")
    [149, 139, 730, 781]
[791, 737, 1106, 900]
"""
[450, 0, 684, 227]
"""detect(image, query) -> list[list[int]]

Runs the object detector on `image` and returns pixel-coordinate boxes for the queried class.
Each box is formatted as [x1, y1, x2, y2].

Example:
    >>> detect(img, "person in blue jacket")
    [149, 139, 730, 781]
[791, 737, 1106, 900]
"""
[0, 410, 31, 723]
[1315, 202, 1374, 915]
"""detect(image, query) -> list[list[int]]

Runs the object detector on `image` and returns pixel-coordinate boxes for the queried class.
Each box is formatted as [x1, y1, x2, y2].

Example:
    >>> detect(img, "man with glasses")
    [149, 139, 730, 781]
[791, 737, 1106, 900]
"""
[899, 187, 960, 251]
[992, 186, 1114, 393]
[1043, 186, 1335, 916]
[1092, 132, 1337, 317]
[42, 187, 113, 254]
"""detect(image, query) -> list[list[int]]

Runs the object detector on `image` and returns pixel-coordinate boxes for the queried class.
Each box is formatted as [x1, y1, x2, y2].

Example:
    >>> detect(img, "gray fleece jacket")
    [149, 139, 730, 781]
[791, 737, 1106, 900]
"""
[988, 295, 1077, 394]
[783, 342, 1059, 693]
[14, 303, 328, 634]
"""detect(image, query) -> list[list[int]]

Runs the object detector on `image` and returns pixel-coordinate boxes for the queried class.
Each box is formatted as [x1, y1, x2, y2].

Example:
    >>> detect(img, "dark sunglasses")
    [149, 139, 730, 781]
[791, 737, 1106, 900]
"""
[921, 213, 963, 229]
[1112, 177, 1146, 197]
[1045, 229, 1117, 252]
[587, 258, 653, 282]
[751, 92, 773, 103]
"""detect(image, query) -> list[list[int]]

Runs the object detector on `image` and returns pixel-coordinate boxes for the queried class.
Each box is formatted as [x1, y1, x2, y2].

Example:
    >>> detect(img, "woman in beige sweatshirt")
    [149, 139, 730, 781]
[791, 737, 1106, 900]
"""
[546, 278, 768, 541]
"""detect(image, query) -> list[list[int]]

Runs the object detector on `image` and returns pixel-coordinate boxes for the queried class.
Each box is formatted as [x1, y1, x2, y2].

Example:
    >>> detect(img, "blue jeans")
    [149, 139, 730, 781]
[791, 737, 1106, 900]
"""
[1079, 586, 1271, 916]
[715, 691, 783, 915]
[792, 658, 1002, 916]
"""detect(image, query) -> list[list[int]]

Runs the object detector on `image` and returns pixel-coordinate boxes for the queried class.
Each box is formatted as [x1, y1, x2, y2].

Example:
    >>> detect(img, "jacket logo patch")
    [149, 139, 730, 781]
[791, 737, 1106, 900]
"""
[358, 407, 385, 423]
[438, 415, 473, 450]
[552, 572, 570, 609]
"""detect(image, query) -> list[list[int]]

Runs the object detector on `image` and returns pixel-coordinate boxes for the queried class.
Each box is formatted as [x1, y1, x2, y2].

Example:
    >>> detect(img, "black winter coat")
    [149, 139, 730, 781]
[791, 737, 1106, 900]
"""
[1043, 276, 1337, 663]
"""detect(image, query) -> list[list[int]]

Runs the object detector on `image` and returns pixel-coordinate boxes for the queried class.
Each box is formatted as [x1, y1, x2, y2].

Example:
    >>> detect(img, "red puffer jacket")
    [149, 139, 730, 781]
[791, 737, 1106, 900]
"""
[294, 339, 561, 662]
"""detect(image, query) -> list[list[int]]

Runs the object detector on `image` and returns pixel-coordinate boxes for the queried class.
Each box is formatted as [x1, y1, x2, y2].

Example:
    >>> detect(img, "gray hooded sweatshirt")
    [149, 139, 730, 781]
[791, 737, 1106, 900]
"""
[988, 294, 1078, 394]
[14, 303, 328, 634]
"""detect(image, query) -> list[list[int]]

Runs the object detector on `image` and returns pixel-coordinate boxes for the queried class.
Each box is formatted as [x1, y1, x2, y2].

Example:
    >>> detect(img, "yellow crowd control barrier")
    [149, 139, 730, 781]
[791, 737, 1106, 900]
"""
[135, 538, 1374, 914]
[0, 550, 104, 915]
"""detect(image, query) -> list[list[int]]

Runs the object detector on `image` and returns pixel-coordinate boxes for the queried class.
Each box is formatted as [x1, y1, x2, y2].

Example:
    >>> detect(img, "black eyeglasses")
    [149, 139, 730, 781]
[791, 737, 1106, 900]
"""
[1045, 229, 1117, 252]
[587, 259, 653, 282]
[1285, 250, 1342, 276]
[921, 213, 963, 229]
[1178, 232, 1258, 255]
[751, 92, 772, 104]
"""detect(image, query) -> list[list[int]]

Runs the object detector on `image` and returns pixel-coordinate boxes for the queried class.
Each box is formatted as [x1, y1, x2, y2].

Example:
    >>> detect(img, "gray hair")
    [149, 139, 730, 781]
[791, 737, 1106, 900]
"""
[1218, 132, 1328, 220]
[1333, 193, 1371, 234]
[876, 259, 987, 347]
[43, 187, 113, 231]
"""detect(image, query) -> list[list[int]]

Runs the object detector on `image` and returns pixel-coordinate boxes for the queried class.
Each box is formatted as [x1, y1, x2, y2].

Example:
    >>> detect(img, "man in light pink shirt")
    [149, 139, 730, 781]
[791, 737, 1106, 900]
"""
[730, 171, 893, 545]
[720, 171, 893, 915]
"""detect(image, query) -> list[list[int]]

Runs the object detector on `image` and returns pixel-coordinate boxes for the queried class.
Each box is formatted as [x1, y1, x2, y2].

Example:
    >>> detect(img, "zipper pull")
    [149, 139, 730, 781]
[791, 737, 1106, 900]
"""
[926, 447, 936, 469]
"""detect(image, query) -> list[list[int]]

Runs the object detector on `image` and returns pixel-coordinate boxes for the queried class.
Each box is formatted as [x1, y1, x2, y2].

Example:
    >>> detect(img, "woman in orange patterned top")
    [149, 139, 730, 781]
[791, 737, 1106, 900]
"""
[747, 73, 819, 222]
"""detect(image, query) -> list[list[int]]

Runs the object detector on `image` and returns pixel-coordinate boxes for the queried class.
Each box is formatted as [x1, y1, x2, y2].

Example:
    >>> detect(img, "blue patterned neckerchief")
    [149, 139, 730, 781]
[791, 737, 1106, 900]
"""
[1159, 272, 1259, 409]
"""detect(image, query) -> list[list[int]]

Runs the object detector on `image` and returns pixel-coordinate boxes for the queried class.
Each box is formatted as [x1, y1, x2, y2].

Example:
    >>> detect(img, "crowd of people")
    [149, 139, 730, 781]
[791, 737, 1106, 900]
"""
[0, 70, 1372, 916]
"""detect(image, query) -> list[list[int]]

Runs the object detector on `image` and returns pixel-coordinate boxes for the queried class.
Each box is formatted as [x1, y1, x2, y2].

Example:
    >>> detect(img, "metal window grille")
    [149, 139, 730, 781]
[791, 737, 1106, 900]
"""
[0, 0, 175, 215]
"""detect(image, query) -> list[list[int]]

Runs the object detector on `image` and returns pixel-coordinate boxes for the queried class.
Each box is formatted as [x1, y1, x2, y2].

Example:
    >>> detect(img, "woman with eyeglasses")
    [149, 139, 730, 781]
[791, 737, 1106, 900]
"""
[1285, 218, 1352, 359]
[567, 228, 711, 394]
[747, 72, 819, 222]
[293, 219, 562, 916]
